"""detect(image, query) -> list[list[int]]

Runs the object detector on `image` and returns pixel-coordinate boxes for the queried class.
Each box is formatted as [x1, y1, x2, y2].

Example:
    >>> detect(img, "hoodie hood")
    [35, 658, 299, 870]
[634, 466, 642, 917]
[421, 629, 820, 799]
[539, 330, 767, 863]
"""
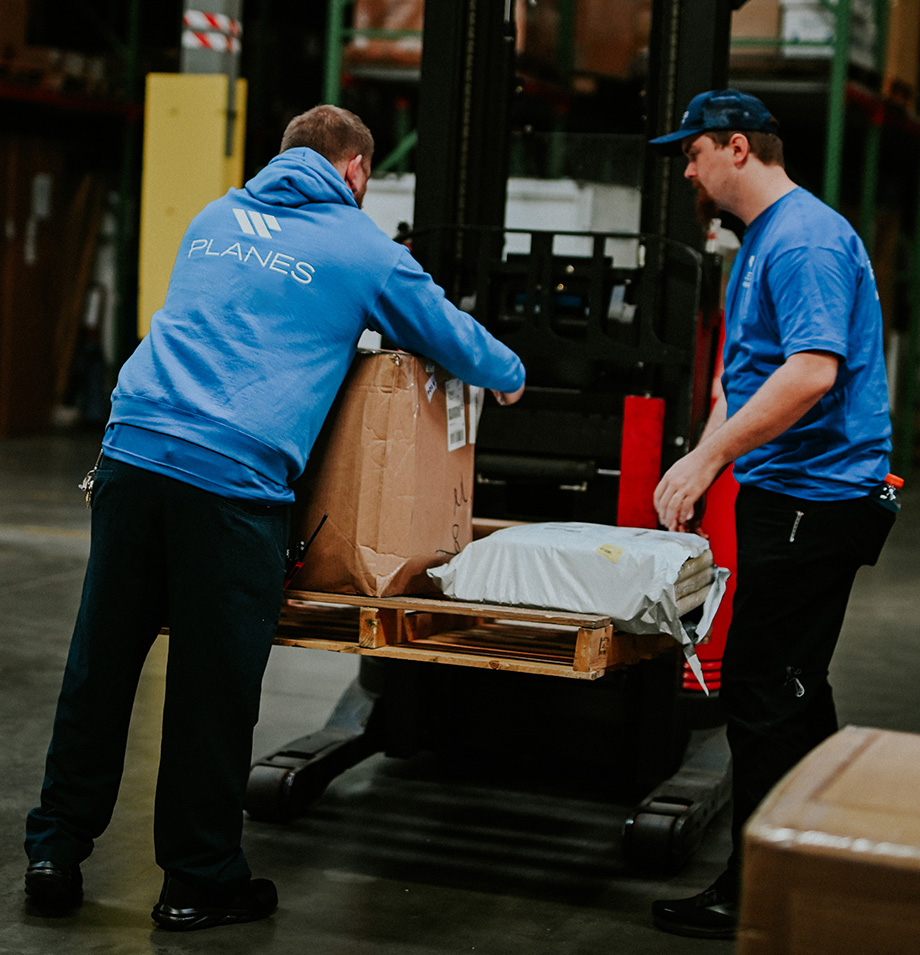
[244, 147, 358, 210]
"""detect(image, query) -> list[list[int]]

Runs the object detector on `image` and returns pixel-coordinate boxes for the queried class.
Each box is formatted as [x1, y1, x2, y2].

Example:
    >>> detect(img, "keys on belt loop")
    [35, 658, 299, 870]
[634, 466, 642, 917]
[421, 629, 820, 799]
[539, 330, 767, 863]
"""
[78, 449, 104, 508]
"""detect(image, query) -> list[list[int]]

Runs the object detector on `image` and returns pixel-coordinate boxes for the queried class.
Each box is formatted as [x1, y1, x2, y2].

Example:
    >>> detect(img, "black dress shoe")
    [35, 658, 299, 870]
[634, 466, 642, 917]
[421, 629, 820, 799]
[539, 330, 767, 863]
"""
[24, 861, 84, 907]
[651, 871, 738, 940]
[152, 874, 278, 931]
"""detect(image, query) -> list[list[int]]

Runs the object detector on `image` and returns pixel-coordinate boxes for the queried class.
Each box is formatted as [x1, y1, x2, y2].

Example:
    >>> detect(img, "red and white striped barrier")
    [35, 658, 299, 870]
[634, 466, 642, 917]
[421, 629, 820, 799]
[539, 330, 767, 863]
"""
[182, 9, 242, 53]
[183, 10, 242, 36]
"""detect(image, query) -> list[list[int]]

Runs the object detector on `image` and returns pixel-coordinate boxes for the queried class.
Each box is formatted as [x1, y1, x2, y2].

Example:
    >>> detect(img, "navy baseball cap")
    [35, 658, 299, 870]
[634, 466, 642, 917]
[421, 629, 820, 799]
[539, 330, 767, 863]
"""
[649, 89, 779, 155]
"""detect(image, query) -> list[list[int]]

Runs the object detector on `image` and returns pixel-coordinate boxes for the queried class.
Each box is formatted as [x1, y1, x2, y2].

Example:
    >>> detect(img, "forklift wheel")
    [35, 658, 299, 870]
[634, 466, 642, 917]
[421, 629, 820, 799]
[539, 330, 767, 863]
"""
[622, 805, 685, 871]
[622, 727, 731, 873]
[244, 763, 329, 822]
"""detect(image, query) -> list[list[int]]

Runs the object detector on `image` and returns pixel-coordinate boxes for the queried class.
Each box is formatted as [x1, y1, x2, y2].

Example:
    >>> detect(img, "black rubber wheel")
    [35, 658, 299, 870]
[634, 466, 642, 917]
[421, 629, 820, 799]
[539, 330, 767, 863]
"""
[245, 764, 296, 822]
[622, 810, 678, 872]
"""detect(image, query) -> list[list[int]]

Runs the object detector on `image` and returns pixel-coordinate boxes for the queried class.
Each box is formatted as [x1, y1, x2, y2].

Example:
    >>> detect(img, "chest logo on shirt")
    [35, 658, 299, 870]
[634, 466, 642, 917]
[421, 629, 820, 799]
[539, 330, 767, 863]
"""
[233, 208, 281, 238]
[742, 254, 756, 289]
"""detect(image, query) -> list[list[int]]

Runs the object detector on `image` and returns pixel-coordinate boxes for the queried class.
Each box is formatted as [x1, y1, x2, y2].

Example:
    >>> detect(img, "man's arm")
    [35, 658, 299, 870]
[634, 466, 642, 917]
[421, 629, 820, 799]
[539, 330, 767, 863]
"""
[653, 350, 840, 532]
[368, 249, 525, 396]
[697, 380, 728, 445]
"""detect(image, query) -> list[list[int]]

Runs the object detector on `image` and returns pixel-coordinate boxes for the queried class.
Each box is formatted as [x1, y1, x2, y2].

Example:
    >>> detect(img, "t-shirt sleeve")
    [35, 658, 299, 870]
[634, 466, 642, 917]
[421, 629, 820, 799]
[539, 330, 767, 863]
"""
[767, 245, 854, 361]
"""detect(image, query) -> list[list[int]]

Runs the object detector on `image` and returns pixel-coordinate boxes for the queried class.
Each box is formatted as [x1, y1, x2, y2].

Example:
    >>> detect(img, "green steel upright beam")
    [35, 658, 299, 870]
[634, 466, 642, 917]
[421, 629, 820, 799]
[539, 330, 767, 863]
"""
[860, 0, 891, 252]
[374, 130, 419, 174]
[547, 0, 577, 177]
[874, 0, 891, 83]
[557, 0, 576, 77]
[860, 112, 882, 252]
[324, 0, 352, 105]
[823, 0, 851, 209]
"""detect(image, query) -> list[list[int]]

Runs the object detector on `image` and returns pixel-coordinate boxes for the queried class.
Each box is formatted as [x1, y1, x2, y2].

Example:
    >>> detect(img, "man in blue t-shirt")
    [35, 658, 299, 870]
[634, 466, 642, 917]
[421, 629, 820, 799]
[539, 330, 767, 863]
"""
[648, 90, 896, 940]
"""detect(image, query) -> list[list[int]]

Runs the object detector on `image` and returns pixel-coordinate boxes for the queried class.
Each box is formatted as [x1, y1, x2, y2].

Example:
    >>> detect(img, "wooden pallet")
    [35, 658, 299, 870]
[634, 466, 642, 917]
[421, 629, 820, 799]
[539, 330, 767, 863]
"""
[276, 590, 676, 680]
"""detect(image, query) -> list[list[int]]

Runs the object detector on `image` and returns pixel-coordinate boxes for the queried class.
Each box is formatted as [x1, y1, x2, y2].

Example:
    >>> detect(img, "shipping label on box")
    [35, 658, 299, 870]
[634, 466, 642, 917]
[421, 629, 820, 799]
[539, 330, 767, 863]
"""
[289, 350, 478, 597]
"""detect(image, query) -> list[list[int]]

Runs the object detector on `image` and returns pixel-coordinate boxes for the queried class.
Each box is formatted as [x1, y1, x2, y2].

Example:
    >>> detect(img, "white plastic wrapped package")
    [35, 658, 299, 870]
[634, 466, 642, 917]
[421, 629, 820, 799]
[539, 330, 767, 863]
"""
[427, 522, 730, 691]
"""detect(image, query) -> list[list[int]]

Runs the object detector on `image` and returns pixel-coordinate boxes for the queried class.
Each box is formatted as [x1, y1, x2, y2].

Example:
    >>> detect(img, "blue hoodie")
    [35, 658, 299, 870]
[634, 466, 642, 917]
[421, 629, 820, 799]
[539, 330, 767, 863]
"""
[104, 148, 525, 502]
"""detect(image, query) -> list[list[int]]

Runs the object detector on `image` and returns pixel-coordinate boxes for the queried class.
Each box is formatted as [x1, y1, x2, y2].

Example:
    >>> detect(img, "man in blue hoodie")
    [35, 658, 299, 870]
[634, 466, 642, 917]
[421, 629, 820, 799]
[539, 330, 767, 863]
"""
[24, 104, 525, 930]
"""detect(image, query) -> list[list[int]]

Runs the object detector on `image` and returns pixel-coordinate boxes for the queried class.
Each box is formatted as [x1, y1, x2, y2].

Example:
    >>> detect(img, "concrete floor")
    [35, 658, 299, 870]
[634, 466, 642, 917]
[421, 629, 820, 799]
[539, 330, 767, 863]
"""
[2, 430, 919, 955]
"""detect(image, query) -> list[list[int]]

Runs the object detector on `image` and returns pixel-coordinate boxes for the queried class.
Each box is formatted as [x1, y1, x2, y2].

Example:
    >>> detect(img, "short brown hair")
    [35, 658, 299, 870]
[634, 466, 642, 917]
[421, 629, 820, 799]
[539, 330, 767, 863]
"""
[280, 105, 374, 166]
[706, 129, 784, 167]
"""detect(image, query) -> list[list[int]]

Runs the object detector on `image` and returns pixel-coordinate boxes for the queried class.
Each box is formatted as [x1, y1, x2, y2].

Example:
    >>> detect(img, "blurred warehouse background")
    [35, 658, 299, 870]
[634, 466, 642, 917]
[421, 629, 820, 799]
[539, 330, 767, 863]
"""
[1, 0, 919, 478]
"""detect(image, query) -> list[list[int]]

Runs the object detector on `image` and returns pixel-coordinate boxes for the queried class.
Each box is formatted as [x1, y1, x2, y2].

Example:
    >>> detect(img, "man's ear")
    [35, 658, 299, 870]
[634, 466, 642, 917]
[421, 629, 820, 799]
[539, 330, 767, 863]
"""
[730, 133, 751, 166]
[344, 154, 364, 189]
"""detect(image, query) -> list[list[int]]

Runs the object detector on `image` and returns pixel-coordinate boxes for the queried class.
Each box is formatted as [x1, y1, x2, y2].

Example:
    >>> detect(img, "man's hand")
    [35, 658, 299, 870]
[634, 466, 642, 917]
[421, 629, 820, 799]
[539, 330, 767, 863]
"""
[492, 383, 525, 406]
[654, 445, 724, 533]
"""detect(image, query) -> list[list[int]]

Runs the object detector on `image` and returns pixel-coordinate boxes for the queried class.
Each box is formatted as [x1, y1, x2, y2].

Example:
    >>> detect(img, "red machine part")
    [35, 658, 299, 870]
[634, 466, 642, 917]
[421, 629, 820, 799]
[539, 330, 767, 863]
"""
[685, 322, 737, 692]
[616, 341, 737, 694]
[688, 463, 737, 691]
[617, 394, 665, 529]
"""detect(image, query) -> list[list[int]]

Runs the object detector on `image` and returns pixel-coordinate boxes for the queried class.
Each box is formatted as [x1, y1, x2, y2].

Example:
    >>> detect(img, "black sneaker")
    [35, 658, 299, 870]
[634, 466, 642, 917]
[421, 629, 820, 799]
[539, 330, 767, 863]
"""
[152, 874, 278, 932]
[24, 861, 84, 907]
[651, 871, 738, 940]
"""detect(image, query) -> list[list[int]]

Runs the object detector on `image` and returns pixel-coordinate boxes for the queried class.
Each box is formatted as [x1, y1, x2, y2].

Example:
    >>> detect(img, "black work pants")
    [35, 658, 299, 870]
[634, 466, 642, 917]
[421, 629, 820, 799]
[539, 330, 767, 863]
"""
[25, 456, 288, 890]
[722, 484, 894, 877]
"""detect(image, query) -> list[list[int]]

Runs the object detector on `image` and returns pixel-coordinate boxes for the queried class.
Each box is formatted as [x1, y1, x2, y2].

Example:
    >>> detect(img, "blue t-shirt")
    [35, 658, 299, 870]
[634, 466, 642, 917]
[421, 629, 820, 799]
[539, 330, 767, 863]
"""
[722, 187, 891, 500]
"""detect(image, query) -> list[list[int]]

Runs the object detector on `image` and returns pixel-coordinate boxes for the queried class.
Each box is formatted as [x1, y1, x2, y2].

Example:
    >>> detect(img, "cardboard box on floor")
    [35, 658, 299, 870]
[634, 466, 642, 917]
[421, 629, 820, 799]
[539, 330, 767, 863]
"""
[289, 350, 480, 597]
[739, 725, 920, 954]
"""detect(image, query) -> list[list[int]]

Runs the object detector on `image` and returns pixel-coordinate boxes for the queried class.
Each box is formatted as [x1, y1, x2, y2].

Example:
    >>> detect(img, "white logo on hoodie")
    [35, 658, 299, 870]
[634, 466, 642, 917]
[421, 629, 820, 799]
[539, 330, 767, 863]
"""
[185, 207, 316, 285]
[233, 208, 281, 238]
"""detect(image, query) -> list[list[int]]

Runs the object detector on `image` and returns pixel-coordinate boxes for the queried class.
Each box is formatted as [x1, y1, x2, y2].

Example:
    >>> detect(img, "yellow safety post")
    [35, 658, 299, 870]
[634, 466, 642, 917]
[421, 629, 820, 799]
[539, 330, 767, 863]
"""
[137, 73, 247, 337]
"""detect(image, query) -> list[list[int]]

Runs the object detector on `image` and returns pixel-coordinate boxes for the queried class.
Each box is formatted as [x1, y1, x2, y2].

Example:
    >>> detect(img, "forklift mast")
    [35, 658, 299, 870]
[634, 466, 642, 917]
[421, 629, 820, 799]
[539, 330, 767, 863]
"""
[246, 3, 742, 866]
[410, 0, 736, 527]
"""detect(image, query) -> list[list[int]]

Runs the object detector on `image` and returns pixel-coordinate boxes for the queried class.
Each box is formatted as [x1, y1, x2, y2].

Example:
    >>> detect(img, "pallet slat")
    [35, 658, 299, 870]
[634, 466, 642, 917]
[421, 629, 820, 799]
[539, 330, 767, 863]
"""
[275, 590, 676, 679]
[285, 590, 612, 628]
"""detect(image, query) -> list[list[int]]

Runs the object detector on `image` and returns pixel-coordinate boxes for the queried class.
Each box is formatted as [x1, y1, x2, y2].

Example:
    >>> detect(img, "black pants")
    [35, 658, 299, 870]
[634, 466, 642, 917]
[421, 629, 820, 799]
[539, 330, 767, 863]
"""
[722, 484, 895, 877]
[25, 457, 288, 890]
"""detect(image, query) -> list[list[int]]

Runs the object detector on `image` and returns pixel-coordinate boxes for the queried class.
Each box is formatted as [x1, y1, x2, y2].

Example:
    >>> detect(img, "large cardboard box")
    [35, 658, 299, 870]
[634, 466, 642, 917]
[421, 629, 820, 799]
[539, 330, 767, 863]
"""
[731, 0, 881, 71]
[289, 350, 480, 597]
[885, 0, 920, 106]
[0, 0, 28, 60]
[520, 0, 651, 79]
[573, 0, 651, 78]
[344, 0, 527, 71]
[345, 0, 423, 70]
[731, 0, 781, 51]
[739, 725, 920, 954]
